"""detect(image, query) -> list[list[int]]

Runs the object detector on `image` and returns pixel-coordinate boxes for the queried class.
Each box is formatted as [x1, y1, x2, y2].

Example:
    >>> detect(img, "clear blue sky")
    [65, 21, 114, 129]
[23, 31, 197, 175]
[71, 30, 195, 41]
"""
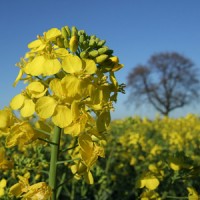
[1, 0, 200, 119]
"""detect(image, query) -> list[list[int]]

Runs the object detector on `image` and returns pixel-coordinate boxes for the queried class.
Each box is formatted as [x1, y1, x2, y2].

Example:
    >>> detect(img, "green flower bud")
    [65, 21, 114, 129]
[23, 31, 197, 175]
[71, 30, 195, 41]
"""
[61, 27, 68, 39]
[64, 26, 71, 37]
[79, 35, 85, 44]
[81, 41, 88, 49]
[64, 39, 69, 48]
[71, 26, 78, 36]
[94, 54, 109, 64]
[89, 50, 99, 58]
[69, 35, 78, 52]
[95, 38, 100, 44]
[90, 35, 96, 40]
[80, 51, 89, 58]
[98, 47, 109, 55]
[78, 30, 86, 36]
[97, 40, 106, 47]
[89, 39, 96, 47]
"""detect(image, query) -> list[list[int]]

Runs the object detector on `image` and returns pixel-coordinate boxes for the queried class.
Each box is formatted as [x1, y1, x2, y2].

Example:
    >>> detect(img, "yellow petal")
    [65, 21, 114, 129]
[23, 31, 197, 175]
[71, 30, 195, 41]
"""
[52, 105, 72, 128]
[84, 171, 94, 184]
[20, 99, 35, 117]
[22, 182, 52, 199]
[9, 182, 25, 197]
[0, 109, 12, 129]
[0, 179, 7, 188]
[62, 54, 82, 74]
[26, 81, 45, 93]
[24, 56, 45, 76]
[43, 58, 61, 76]
[28, 39, 43, 49]
[96, 111, 111, 132]
[71, 101, 80, 121]
[64, 123, 81, 137]
[78, 134, 100, 168]
[13, 69, 23, 87]
[45, 28, 61, 41]
[144, 177, 160, 190]
[83, 59, 97, 74]
[187, 187, 199, 200]
[10, 94, 25, 110]
[35, 96, 57, 119]
[26, 81, 46, 98]
[6, 122, 35, 148]
[54, 48, 69, 58]
[0, 188, 4, 197]
[49, 78, 65, 98]
[61, 75, 81, 98]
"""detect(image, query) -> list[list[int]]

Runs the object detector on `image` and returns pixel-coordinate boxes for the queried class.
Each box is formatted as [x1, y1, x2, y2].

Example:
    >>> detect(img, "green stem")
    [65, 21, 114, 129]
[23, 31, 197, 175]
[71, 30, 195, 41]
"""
[56, 172, 66, 199]
[49, 126, 61, 200]
[38, 137, 57, 145]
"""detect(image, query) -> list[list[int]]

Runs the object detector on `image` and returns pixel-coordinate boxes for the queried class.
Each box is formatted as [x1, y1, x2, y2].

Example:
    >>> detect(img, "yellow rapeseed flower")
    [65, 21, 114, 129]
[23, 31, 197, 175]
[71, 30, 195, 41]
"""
[0, 178, 7, 197]
[0, 147, 14, 170]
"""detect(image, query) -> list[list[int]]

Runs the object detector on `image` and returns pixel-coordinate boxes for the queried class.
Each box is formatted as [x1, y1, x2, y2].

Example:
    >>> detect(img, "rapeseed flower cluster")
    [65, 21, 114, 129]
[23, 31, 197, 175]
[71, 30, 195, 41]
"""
[0, 25, 124, 199]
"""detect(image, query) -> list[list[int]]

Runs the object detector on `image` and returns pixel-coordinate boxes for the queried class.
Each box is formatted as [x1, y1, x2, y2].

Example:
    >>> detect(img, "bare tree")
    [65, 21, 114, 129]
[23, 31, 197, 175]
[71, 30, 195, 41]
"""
[126, 52, 200, 116]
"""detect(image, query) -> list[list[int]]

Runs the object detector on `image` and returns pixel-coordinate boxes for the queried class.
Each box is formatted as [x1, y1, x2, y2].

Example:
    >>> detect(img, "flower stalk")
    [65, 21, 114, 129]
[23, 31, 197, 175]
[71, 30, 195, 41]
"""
[49, 126, 61, 200]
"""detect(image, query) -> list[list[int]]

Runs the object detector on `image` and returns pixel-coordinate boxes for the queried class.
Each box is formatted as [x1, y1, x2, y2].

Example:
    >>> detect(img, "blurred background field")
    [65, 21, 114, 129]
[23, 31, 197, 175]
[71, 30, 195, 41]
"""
[1, 114, 200, 199]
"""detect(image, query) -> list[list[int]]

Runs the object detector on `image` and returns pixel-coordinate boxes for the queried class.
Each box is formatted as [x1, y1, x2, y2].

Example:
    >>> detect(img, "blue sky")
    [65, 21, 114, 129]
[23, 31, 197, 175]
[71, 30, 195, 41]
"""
[1, 0, 200, 119]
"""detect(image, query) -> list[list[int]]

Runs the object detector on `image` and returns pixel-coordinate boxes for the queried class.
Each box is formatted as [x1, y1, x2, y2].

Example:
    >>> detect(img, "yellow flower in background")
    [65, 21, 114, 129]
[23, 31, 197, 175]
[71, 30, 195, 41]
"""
[140, 190, 161, 200]
[187, 187, 199, 200]
[0, 108, 17, 134]
[71, 162, 94, 184]
[0, 147, 14, 170]
[10, 174, 51, 200]
[137, 172, 160, 190]
[6, 121, 37, 148]
[9, 175, 29, 197]
[0, 178, 7, 197]
[21, 182, 52, 200]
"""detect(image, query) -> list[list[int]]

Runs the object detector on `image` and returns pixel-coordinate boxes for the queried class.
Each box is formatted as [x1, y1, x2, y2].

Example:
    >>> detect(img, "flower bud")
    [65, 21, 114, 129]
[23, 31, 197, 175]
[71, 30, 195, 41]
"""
[98, 47, 109, 55]
[109, 56, 119, 64]
[95, 54, 109, 64]
[69, 36, 78, 52]
[95, 38, 100, 44]
[112, 64, 124, 72]
[79, 35, 85, 44]
[71, 26, 78, 36]
[80, 51, 89, 58]
[89, 39, 96, 47]
[64, 26, 71, 37]
[61, 27, 68, 39]
[81, 41, 88, 49]
[64, 39, 69, 48]
[90, 35, 96, 40]
[97, 40, 106, 47]
[89, 50, 99, 58]
[78, 30, 86, 36]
